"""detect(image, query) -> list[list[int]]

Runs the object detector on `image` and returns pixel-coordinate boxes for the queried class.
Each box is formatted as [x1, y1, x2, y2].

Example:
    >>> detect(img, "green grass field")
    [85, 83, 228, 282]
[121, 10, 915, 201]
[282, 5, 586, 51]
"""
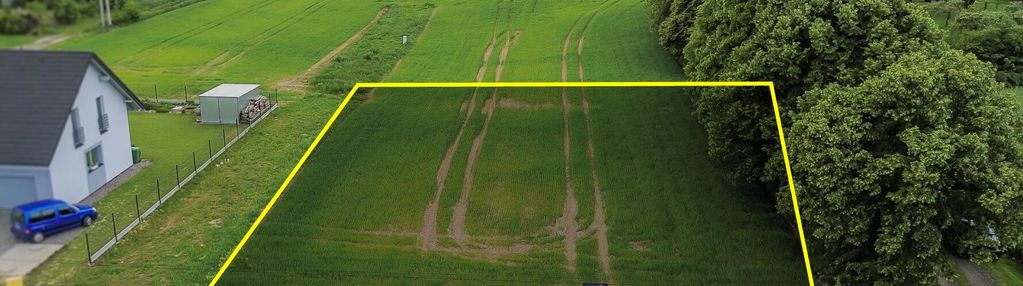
[218, 0, 807, 284]
[20, 0, 811, 285]
[53, 0, 387, 99]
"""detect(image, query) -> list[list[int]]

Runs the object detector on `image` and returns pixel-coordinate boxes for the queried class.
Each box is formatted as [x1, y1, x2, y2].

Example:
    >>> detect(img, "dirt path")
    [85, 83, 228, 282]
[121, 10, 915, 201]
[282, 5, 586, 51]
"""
[951, 257, 998, 286]
[558, 17, 583, 272]
[17, 34, 72, 50]
[277, 7, 389, 91]
[575, 0, 618, 281]
[449, 30, 518, 246]
[418, 28, 499, 252]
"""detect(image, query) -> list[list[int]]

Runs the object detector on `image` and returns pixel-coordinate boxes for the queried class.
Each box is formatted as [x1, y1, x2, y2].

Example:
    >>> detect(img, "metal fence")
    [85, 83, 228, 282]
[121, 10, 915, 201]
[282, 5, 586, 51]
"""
[82, 104, 278, 265]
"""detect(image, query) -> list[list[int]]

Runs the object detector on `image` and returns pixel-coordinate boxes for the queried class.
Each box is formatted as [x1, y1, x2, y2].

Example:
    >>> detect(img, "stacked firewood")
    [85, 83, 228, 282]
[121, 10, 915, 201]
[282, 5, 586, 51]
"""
[240, 96, 273, 124]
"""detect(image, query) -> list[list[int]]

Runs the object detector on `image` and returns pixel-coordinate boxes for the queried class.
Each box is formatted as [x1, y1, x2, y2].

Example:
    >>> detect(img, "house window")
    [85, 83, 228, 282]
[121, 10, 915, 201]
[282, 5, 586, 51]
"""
[71, 108, 84, 147]
[96, 96, 109, 133]
[85, 145, 103, 172]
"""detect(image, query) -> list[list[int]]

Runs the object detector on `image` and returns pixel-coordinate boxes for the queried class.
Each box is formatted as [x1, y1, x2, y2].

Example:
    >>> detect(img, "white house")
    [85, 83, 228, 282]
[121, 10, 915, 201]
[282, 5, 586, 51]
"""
[0, 50, 145, 208]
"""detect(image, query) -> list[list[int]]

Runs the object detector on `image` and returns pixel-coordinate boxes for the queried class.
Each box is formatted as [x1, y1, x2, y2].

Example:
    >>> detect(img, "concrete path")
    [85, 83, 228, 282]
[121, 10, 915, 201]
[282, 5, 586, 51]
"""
[0, 243, 62, 277]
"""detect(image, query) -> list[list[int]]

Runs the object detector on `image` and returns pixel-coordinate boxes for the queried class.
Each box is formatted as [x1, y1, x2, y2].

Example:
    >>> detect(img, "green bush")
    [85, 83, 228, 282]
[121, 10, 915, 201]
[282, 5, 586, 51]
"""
[112, 0, 141, 24]
[51, 0, 83, 24]
[949, 10, 1023, 85]
[0, 9, 37, 34]
[647, 0, 703, 65]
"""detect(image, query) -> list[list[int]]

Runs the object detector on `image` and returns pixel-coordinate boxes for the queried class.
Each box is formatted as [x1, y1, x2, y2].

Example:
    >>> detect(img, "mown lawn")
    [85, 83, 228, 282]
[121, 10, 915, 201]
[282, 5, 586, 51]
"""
[26, 112, 224, 283]
[26, 92, 339, 285]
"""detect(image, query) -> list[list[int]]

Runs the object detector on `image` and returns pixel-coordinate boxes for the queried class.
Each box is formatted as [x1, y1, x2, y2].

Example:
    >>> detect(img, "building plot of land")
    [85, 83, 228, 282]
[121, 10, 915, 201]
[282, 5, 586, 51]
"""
[216, 87, 807, 285]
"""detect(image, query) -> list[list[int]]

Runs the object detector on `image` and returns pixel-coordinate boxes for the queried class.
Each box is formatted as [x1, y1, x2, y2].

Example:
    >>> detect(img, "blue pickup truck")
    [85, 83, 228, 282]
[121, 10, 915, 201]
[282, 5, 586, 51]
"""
[10, 200, 98, 243]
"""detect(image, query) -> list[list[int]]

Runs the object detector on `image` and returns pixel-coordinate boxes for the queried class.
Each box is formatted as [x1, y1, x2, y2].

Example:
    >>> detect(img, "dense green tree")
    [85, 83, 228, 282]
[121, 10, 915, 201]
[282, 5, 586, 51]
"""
[647, 0, 703, 64]
[948, 11, 1023, 85]
[788, 49, 1023, 285]
[682, 0, 943, 188]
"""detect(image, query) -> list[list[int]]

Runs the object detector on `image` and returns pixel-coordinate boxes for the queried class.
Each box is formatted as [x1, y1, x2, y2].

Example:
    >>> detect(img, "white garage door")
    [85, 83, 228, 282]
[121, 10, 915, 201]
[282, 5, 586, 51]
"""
[0, 175, 37, 208]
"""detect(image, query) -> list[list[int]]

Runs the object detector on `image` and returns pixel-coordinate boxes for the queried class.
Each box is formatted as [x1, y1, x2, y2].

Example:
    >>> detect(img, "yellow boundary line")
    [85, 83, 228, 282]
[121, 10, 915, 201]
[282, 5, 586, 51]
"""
[208, 81, 815, 285]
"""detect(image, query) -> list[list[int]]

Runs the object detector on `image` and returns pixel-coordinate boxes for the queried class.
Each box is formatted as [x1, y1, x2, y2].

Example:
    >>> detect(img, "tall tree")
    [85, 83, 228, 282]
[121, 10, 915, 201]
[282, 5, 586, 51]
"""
[789, 49, 1023, 285]
[647, 0, 704, 64]
[682, 0, 943, 189]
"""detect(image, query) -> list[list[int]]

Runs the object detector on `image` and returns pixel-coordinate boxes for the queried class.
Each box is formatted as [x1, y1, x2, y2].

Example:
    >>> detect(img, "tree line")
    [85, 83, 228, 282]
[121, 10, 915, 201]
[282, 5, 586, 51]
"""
[649, 0, 1023, 284]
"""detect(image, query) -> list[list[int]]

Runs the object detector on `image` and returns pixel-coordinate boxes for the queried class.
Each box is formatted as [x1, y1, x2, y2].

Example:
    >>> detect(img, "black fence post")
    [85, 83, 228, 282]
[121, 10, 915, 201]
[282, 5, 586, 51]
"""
[222, 129, 227, 148]
[85, 232, 92, 265]
[175, 164, 181, 188]
[154, 84, 159, 103]
[135, 194, 141, 221]
[184, 85, 188, 103]
[192, 152, 198, 172]
[235, 121, 240, 137]
[111, 213, 118, 242]
[208, 140, 213, 160]
[156, 179, 162, 205]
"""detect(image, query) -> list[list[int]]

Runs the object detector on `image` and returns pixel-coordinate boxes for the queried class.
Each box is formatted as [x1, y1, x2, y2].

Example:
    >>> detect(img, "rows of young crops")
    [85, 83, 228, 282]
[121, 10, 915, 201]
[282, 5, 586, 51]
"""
[53, 0, 384, 98]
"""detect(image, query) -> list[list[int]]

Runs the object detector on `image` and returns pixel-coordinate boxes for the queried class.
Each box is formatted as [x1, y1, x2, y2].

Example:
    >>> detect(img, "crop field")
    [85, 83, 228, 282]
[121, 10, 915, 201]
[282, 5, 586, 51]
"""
[217, 0, 808, 285]
[52, 0, 388, 98]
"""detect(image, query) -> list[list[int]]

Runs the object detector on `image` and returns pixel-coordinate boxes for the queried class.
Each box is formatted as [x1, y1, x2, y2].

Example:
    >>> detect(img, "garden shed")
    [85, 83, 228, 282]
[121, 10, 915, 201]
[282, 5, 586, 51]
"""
[198, 84, 260, 124]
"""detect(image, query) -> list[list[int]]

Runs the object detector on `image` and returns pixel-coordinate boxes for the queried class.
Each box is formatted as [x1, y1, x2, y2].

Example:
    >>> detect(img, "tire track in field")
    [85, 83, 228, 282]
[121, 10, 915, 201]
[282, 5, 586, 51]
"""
[558, 14, 584, 272]
[449, 29, 520, 246]
[276, 7, 391, 91]
[116, 0, 280, 66]
[418, 15, 500, 251]
[575, 0, 620, 281]
[196, 0, 332, 77]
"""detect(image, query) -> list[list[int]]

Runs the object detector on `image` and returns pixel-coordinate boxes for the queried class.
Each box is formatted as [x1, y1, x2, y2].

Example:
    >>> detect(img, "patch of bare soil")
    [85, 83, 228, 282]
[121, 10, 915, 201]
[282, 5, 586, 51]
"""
[497, 98, 553, 110]
[628, 240, 652, 251]
[418, 31, 498, 252]
[277, 7, 390, 92]
[449, 30, 517, 246]
[17, 33, 72, 50]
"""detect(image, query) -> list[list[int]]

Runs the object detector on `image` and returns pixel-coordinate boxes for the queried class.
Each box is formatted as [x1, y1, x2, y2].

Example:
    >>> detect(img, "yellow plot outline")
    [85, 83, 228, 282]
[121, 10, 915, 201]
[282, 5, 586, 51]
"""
[209, 81, 815, 285]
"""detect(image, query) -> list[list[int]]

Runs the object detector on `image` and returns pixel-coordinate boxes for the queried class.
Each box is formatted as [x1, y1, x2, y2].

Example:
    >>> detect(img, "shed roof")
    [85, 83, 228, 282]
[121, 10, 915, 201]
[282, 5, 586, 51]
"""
[0, 50, 145, 166]
[198, 84, 260, 98]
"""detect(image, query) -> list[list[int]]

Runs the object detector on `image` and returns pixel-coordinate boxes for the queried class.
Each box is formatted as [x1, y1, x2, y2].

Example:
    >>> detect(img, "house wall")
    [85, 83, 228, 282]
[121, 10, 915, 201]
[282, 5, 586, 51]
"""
[49, 64, 135, 204]
[0, 165, 51, 208]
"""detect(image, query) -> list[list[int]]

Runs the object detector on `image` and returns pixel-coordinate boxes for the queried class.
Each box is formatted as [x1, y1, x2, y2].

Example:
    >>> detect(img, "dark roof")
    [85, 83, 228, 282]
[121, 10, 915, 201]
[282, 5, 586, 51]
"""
[0, 50, 145, 166]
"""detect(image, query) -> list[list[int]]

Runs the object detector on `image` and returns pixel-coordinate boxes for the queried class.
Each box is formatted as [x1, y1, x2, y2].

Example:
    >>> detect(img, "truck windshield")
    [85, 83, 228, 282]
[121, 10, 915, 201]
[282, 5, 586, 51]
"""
[12, 210, 24, 225]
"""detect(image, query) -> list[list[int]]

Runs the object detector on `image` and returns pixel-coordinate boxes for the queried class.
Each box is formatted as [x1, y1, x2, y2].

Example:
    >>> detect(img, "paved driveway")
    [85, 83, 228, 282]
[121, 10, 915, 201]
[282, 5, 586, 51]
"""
[0, 209, 84, 278]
